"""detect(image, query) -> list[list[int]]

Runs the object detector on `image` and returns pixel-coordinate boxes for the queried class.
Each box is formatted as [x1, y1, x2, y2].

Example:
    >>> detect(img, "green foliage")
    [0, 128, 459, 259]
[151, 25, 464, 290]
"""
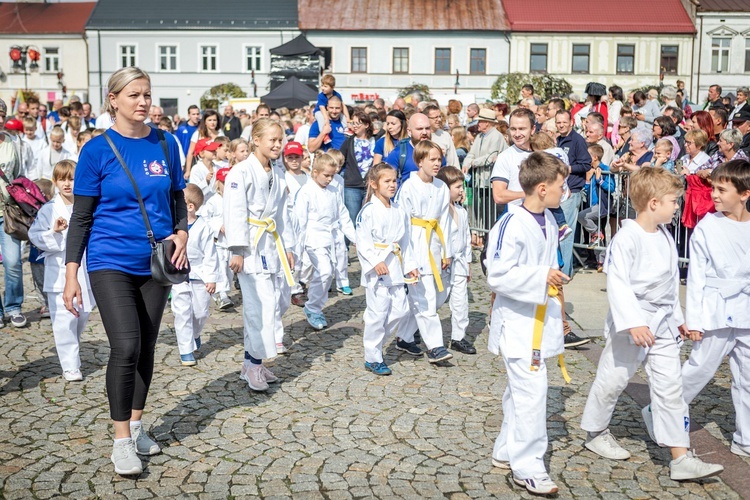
[491, 73, 573, 103]
[200, 83, 247, 110]
[398, 83, 432, 100]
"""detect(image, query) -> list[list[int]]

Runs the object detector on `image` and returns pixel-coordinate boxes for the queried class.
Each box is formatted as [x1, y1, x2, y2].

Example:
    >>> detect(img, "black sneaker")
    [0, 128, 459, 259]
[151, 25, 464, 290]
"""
[427, 346, 453, 364]
[564, 332, 591, 348]
[450, 338, 477, 354]
[395, 339, 423, 356]
[10, 313, 27, 328]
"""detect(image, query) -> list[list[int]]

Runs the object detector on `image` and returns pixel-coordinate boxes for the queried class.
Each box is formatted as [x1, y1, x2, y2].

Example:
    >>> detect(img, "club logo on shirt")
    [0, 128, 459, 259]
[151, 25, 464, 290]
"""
[143, 159, 168, 177]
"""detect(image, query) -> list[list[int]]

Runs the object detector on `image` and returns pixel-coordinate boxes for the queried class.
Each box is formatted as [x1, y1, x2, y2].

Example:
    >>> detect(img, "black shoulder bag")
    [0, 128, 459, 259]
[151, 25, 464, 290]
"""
[103, 130, 190, 286]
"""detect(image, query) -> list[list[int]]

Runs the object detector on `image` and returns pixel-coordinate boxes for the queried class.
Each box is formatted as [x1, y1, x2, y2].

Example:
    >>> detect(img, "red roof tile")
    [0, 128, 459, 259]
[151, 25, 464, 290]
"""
[0, 2, 96, 34]
[502, 0, 695, 34]
[299, 0, 510, 31]
[698, 0, 750, 12]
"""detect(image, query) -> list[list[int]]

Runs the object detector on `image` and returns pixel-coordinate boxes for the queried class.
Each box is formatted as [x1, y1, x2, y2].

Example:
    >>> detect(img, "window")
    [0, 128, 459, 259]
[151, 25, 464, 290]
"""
[160, 98, 178, 119]
[661, 45, 678, 75]
[119, 45, 136, 68]
[393, 47, 409, 74]
[530, 43, 548, 73]
[245, 46, 262, 72]
[745, 38, 750, 72]
[351, 47, 367, 73]
[435, 48, 451, 74]
[157, 45, 177, 72]
[470, 48, 487, 74]
[572, 44, 590, 73]
[43, 47, 59, 73]
[711, 37, 730, 73]
[200, 45, 218, 72]
[616, 44, 634, 74]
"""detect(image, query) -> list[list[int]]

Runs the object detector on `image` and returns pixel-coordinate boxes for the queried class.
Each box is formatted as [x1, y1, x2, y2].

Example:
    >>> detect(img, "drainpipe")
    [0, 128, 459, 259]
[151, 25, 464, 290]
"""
[695, 15, 703, 104]
[97, 29, 103, 108]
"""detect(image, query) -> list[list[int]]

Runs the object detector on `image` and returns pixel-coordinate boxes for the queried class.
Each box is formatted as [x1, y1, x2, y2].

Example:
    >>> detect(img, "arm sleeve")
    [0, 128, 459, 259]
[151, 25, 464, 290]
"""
[65, 195, 99, 265]
[354, 207, 378, 276]
[338, 193, 357, 243]
[685, 227, 708, 331]
[569, 139, 592, 175]
[173, 189, 188, 233]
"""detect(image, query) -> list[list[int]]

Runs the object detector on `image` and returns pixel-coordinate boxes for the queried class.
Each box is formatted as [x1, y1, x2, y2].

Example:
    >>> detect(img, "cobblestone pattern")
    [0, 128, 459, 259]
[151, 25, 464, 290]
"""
[0, 256, 744, 499]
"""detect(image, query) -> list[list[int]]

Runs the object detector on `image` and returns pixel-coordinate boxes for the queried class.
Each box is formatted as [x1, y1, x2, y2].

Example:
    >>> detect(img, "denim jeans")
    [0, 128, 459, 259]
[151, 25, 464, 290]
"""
[0, 217, 24, 317]
[344, 187, 366, 227]
[559, 191, 582, 278]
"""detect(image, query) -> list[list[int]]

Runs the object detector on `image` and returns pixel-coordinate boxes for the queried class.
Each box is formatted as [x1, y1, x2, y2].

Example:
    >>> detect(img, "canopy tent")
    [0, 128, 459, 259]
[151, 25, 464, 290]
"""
[270, 34, 323, 57]
[260, 76, 318, 109]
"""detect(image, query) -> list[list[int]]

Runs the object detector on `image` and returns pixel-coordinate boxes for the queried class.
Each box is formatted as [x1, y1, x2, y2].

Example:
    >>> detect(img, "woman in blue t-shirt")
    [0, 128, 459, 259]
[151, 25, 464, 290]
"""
[63, 67, 188, 477]
[372, 109, 407, 166]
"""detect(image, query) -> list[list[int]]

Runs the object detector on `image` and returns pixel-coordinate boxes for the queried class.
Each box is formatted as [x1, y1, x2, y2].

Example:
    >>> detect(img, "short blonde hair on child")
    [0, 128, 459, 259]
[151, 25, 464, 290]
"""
[587, 143, 604, 161]
[52, 160, 76, 181]
[49, 126, 64, 140]
[655, 138, 674, 154]
[413, 140, 443, 166]
[214, 136, 229, 147]
[34, 178, 54, 201]
[313, 152, 338, 173]
[327, 149, 345, 169]
[183, 183, 205, 209]
[529, 133, 555, 151]
[22, 117, 36, 130]
[321, 74, 336, 87]
[628, 166, 684, 213]
[519, 152, 568, 195]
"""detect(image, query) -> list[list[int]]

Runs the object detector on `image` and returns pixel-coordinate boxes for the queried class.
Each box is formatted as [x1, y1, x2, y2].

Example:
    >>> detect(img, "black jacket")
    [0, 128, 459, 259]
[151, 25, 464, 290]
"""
[221, 115, 242, 140]
[339, 135, 366, 189]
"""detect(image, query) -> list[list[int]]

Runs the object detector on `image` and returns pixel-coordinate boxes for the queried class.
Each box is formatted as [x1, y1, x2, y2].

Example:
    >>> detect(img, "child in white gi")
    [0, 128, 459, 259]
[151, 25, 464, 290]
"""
[581, 167, 724, 481]
[190, 138, 218, 202]
[294, 153, 356, 330]
[171, 184, 219, 366]
[327, 148, 352, 295]
[213, 136, 230, 169]
[202, 167, 234, 311]
[435, 166, 476, 355]
[680, 160, 750, 457]
[225, 119, 295, 392]
[30, 127, 74, 180]
[356, 164, 419, 376]
[486, 152, 568, 496]
[28, 160, 95, 382]
[282, 141, 310, 309]
[394, 140, 454, 363]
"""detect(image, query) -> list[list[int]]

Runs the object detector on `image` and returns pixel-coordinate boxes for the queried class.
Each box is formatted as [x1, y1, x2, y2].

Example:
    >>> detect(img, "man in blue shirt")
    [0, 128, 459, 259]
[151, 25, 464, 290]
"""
[385, 113, 443, 183]
[176, 105, 200, 159]
[308, 96, 346, 153]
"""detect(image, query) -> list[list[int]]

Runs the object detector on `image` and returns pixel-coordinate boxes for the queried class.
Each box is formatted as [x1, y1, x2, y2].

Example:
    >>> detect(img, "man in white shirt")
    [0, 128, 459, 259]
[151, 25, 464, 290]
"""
[424, 104, 458, 167]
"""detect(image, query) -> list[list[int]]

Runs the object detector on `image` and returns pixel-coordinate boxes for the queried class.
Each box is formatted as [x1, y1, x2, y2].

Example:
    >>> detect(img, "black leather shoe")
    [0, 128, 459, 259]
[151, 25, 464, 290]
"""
[450, 338, 477, 354]
[564, 332, 591, 348]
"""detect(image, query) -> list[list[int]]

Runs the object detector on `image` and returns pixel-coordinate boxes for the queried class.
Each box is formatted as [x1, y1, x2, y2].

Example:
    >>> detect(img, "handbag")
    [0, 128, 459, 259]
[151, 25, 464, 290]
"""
[103, 130, 190, 286]
[0, 170, 48, 241]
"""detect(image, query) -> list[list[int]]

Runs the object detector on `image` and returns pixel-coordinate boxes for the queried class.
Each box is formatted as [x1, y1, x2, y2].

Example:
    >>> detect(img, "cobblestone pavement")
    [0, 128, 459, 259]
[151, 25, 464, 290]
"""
[0, 252, 747, 499]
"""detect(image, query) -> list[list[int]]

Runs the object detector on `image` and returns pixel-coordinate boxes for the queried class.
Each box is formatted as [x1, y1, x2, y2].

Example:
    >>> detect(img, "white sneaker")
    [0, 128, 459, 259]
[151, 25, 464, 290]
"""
[63, 369, 83, 382]
[260, 365, 279, 383]
[513, 473, 559, 495]
[130, 422, 161, 456]
[642, 405, 657, 444]
[670, 451, 724, 481]
[491, 458, 510, 469]
[731, 441, 750, 457]
[240, 364, 268, 392]
[276, 342, 287, 355]
[111, 439, 143, 475]
[585, 429, 631, 460]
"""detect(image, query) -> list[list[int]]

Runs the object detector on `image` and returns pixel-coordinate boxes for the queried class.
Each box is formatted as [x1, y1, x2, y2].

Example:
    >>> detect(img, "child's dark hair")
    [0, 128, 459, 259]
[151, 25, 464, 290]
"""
[711, 159, 750, 194]
[519, 152, 568, 195]
[365, 163, 397, 203]
[587, 143, 604, 161]
[34, 178, 54, 201]
[435, 166, 464, 187]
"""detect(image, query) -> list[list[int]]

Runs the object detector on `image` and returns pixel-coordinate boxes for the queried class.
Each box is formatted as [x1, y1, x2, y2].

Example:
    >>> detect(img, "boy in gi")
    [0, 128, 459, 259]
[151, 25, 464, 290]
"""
[327, 148, 352, 295]
[486, 152, 568, 496]
[189, 138, 219, 203]
[680, 159, 750, 457]
[282, 141, 310, 308]
[171, 184, 219, 366]
[581, 167, 724, 481]
[201, 167, 234, 310]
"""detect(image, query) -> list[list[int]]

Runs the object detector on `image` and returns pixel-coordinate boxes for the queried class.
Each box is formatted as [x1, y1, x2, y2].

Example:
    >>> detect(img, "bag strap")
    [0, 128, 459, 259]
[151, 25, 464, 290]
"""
[103, 131, 157, 248]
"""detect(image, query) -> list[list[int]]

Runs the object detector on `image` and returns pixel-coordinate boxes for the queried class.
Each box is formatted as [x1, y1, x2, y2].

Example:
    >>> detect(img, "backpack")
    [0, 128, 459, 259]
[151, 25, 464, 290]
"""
[396, 138, 410, 183]
[0, 171, 48, 241]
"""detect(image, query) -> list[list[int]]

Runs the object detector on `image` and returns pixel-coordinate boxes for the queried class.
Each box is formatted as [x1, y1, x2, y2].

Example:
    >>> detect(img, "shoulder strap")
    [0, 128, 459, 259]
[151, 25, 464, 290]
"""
[103, 131, 157, 247]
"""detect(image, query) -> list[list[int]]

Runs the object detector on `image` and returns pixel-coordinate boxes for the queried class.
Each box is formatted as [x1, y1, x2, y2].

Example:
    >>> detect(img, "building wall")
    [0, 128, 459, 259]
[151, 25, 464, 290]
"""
[86, 29, 300, 114]
[304, 31, 510, 102]
[0, 34, 88, 105]
[693, 12, 750, 106]
[509, 33, 694, 98]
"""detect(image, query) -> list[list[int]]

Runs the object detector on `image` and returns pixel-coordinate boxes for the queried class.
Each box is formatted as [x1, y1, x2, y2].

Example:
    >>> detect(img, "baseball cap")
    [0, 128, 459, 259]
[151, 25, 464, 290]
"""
[283, 141, 303, 156]
[215, 167, 230, 183]
[195, 138, 219, 155]
[731, 108, 750, 123]
[4, 118, 23, 131]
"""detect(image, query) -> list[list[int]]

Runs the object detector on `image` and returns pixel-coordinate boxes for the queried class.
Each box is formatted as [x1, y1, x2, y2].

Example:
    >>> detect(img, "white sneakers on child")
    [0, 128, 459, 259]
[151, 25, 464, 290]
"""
[63, 369, 83, 382]
[513, 473, 559, 495]
[731, 441, 750, 457]
[240, 364, 269, 391]
[585, 429, 632, 460]
[669, 451, 724, 481]
[111, 439, 142, 475]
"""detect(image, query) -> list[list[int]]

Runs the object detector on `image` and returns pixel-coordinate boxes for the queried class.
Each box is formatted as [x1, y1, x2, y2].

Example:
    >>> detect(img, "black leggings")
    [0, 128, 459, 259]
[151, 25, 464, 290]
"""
[89, 270, 171, 421]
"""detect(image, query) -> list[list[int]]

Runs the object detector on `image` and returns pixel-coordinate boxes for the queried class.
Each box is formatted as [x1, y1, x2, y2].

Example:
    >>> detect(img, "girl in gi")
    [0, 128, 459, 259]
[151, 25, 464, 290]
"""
[224, 119, 295, 392]
[294, 153, 356, 330]
[228, 138, 250, 166]
[326, 148, 352, 295]
[202, 167, 234, 311]
[282, 141, 309, 309]
[679, 159, 750, 457]
[394, 140, 454, 363]
[356, 163, 419, 375]
[29, 160, 95, 381]
[189, 138, 219, 202]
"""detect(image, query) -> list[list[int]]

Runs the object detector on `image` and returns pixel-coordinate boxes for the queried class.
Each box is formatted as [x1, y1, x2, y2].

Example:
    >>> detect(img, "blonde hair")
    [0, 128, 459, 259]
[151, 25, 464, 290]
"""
[183, 183, 205, 209]
[105, 66, 151, 118]
[413, 140, 443, 166]
[251, 118, 283, 142]
[654, 138, 674, 154]
[529, 132, 556, 151]
[49, 126, 65, 140]
[213, 136, 229, 147]
[52, 159, 76, 181]
[327, 149, 345, 169]
[313, 152, 338, 173]
[450, 126, 470, 151]
[34, 178, 54, 200]
[321, 74, 336, 87]
[628, 166, 684, 212]
[685, 129, 708, 150]
[365, 163, 397, 203]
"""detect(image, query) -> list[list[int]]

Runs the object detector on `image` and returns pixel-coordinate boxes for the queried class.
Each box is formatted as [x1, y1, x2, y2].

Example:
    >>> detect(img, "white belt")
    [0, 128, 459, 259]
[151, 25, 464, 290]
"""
[705, 277, 750, 299]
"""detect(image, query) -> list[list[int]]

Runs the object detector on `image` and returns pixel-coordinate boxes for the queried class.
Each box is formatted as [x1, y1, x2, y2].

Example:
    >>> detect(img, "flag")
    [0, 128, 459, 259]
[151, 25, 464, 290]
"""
[11, 89, 25, 116]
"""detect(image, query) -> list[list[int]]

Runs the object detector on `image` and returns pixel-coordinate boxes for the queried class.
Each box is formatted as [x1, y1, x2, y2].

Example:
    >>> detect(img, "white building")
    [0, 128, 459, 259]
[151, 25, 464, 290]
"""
[85, 0, 300, 116]
[693, 0, 750, 106]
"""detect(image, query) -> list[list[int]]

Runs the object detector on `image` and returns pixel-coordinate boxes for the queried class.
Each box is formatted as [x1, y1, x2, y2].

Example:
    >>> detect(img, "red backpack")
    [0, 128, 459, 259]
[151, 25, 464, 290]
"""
[0, 172, 48, 241]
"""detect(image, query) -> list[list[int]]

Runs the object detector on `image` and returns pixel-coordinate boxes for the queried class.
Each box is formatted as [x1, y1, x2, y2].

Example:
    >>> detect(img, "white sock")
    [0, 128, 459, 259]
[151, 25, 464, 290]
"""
[114, 437, 131, 444]
[129, 420, 141, 429]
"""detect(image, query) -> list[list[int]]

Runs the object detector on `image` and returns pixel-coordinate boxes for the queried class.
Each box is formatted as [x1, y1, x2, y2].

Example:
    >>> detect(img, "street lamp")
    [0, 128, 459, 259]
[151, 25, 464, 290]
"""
[8, 45, 40, 90]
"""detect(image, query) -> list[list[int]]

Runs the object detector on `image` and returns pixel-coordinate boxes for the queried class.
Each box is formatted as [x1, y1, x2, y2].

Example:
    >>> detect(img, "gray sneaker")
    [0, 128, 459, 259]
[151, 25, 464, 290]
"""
[131, 423, 160, 456]
[240, 364, 269, 392]
[111, 439, 143, 475]
[670, 451, 724, 481]
[585, 429, 631, 460]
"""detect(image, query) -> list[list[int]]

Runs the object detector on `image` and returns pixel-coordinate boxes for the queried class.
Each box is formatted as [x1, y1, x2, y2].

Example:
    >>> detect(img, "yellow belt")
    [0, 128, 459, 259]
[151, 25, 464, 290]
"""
[247, 217, 294, 286]
[373, 242, 418, 284]
[410, 217, 447, 292]
[531, 286, 571, 383]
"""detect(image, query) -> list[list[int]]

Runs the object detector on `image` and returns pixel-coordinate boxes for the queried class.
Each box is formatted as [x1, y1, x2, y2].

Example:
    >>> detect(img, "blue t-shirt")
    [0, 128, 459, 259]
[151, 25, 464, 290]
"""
[374, 136, 386, 157]
[309, 118, 346, 151]
[317, 90, 343, 110]
[384, 140, 446, 185]
[176, 123, 198, 158]
[74, 129, 186, 275]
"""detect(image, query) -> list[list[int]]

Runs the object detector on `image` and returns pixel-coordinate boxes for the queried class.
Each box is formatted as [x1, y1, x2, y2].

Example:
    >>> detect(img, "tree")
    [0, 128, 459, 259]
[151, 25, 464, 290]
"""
[200, 83, 247, 110]
[398, 83, 432, 101]
[491, 73, 572, 103]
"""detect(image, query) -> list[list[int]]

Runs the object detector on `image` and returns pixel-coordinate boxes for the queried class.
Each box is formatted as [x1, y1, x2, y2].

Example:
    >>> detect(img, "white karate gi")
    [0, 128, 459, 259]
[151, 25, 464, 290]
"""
[394, 175, 453, 350]
[189, 160, 217, 204]
[681, 213, 750, 447]
[28, 145, 74, 180]
[284, 170, 309, 296]
[485, 204, 563, 479]
[581, 220, 689, 448]
[171, 216, 220, 355]
[356, 197, 418, 363]
[440, 203, 472, 341]
[294, 180, 356, 315]
[225, 154, 295, 360]
[202, 193, 232, 296]
[28, 196, 95, 373]
[330, 173, 349, 289]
